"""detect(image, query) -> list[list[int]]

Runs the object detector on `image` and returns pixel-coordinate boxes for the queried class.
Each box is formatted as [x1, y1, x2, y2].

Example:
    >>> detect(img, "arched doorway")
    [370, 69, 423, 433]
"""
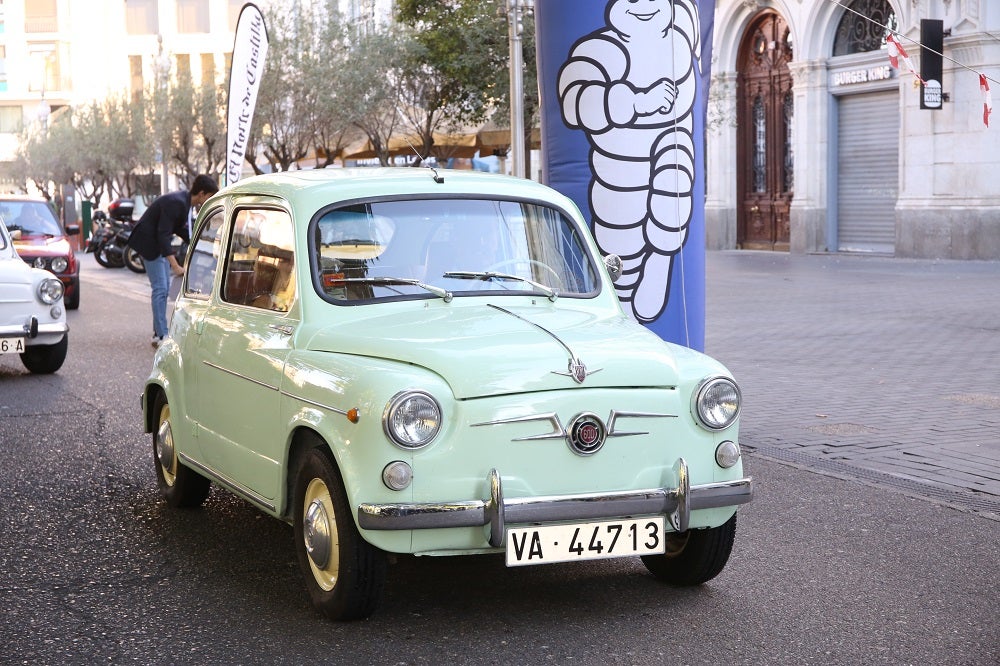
[736, 11, 793, 251]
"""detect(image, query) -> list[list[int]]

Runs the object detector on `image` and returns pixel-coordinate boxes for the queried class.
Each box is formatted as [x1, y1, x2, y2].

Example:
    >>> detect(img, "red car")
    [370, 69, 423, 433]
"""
[2, 197, 80, 309]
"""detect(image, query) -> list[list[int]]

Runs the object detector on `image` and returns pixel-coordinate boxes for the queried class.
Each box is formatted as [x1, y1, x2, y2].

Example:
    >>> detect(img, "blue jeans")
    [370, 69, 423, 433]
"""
[145, 256, 172, 338]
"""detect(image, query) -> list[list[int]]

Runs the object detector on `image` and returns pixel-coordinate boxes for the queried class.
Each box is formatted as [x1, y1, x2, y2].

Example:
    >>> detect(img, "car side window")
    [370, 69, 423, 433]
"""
[222, 208, 296, 312]
[184, 209, 225, 299]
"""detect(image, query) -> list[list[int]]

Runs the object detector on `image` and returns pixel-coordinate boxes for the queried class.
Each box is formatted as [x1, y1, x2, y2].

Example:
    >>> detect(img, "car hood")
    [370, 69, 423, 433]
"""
[13, 235, 70, 256]
[305, 303, 680, 399]
[0, 257, 42, 303]
[0, 257, 34, 283]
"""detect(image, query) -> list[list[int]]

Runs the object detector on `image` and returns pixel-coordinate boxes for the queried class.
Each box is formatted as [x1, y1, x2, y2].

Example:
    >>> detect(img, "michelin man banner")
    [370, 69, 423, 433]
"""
[536, 0, 714, 350]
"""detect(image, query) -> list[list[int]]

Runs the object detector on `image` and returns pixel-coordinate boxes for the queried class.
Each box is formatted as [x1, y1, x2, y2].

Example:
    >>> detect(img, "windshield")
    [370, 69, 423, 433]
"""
[0, 201, 63, 236]
[312, 198, 600, 303]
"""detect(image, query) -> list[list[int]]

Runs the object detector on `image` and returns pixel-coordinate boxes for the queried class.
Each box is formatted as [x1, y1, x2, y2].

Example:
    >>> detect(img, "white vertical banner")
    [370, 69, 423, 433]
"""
[226, 3, 269, 185]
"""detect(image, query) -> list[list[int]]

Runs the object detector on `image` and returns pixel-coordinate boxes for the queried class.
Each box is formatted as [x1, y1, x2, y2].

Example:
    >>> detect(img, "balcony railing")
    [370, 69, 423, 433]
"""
[25, 16, 58, 33]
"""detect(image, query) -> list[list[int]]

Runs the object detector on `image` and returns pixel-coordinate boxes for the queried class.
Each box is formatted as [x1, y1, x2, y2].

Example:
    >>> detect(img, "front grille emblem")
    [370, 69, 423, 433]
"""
[567, 412, 606, 455]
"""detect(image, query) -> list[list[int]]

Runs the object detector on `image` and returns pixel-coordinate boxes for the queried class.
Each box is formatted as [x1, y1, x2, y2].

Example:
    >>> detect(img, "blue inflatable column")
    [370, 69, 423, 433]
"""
[535, 0, 715, 350]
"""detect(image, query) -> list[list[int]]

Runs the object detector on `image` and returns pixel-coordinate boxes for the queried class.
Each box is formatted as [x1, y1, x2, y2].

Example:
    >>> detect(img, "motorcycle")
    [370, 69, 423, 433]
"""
[86, 199, 145, 273]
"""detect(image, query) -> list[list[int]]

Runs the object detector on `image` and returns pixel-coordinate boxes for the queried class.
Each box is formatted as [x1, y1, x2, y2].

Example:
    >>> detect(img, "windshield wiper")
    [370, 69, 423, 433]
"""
[334, 276, 453, 302]
[443, 271, 558, 301]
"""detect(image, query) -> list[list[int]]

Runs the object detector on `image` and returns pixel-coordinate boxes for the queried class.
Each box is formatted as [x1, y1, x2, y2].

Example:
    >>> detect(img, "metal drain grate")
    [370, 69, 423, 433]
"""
[749, 446, 1000, 519]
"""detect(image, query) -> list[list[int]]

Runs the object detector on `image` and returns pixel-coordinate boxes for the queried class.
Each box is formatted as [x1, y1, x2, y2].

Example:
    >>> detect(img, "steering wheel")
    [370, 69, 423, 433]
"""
[486, 259, 564, 290]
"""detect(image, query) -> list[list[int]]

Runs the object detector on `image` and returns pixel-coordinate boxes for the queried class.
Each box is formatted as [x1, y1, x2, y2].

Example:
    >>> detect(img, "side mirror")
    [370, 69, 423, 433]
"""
[65, 223, 81, 236]
[10, 229, 21, 240]
[603, 254, 622, 282]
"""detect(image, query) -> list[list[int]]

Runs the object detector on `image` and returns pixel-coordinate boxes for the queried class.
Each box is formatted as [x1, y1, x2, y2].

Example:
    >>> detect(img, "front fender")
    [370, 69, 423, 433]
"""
[279, 350, 453, 552]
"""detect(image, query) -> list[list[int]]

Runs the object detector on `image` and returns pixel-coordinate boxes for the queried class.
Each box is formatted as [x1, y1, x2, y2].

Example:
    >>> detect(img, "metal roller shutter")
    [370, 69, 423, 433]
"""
[836, 90, 899, 253]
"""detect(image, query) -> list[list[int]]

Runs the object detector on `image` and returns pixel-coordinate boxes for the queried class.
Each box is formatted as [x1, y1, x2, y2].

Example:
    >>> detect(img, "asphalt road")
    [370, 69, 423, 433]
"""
[0, 254, 997, 665]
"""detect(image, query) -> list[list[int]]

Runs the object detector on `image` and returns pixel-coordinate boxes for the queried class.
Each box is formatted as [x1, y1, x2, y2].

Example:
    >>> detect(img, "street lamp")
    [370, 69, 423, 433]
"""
[506, 0, 533, 179]
[154, 35, 172, 195]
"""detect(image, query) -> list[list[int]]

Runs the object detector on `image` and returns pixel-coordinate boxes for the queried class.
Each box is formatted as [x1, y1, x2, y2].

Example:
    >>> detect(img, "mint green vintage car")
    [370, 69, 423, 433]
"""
[142, 168, 752, 620]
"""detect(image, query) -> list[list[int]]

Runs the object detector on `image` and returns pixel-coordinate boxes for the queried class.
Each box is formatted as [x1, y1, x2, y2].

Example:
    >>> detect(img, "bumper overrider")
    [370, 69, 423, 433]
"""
[358, 458, 753, 548]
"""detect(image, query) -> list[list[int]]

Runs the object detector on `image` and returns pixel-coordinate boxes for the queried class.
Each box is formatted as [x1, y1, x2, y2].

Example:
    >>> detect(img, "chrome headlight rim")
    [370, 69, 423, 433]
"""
[49, 256, 69, 273]
[382, 390, 442, 450]
[692, 376, 741, 431]
[37, 277, 64, 305]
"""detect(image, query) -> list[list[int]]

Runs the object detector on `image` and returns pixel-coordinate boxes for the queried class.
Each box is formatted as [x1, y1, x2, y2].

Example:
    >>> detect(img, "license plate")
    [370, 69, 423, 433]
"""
[505, 516, 666, 567]
[0, 338, 25, 354]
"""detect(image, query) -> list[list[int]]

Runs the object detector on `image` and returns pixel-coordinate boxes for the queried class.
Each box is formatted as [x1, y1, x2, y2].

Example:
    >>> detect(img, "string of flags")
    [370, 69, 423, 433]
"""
[886, 34, 926, 86]
[981, 75, 993, 128]
[826, 0, 995, 128]
[885, 31, 994, 128]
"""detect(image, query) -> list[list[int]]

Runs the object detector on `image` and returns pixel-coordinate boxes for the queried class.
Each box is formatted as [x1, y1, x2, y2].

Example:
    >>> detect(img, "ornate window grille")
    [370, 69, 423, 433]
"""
[783, 91, 794, 193]
[832, 0, 898, 56]
[752, 96, 767, 193]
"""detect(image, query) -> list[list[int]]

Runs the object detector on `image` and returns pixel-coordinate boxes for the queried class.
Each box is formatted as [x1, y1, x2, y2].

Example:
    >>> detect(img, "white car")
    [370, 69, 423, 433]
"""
[0, 218, 68, 373]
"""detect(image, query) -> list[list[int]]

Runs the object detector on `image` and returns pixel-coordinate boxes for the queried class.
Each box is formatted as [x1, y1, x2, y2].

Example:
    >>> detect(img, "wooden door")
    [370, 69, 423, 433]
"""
[737, 11, 793, 251]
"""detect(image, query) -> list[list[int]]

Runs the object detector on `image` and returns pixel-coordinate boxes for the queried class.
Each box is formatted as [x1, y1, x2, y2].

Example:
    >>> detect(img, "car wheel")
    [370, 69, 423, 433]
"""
[640, 514, 737, 586]
[153, 394, 210, 508]
[19, 335, 68, 374]
[125, 247, 146, 274]
[293, 446, 387, 621]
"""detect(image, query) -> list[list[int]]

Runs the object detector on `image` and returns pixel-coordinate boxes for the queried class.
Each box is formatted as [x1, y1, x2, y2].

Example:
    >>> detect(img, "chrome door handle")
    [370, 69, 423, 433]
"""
[268, 324, 294, 336]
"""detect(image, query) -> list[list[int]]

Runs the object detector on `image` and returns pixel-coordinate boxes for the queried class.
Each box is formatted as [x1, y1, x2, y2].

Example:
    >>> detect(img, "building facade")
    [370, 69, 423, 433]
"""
[0, 0, 248, 191]
[707, 0, 999, 260]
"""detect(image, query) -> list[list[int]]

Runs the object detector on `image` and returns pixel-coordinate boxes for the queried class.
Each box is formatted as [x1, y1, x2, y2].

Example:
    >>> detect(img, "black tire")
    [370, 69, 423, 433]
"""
[152, 393, 210, 508]
[64, 281, 80, 310]
[124, 247, 146, 273]
[20, 335, 68, 374]
[293, 446, 387, 621]
[640, 514, 737, 586]
[94, 241, 123, 268]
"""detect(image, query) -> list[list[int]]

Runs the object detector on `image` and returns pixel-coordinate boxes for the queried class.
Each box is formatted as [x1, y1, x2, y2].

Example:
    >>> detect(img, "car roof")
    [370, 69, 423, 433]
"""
[217, 168, 577, 213]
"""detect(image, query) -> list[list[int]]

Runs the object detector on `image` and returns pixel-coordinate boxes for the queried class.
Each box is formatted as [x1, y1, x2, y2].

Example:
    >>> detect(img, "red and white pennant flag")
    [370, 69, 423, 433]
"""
[886, 34, 925, 85]
[981, 74, 993, 128]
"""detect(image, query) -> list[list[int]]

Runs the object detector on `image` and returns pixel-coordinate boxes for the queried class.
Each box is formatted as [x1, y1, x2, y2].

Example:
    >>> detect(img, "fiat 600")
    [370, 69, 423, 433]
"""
[142, 169, 752, 620]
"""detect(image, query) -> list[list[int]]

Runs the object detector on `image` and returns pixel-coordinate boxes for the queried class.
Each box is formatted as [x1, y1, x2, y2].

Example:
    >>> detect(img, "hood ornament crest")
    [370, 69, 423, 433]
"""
[556, 357, 598, 384]
[487, 304, 602, 384]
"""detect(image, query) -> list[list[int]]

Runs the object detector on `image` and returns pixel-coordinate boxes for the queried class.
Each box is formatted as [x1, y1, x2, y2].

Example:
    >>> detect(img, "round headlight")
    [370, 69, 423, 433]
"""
[33, 257, 47, 269]
[38, 278, 64, 305]
[50, 256, 69, 273]
[694, 377, 741, 431]
[383, 391, 441, 449]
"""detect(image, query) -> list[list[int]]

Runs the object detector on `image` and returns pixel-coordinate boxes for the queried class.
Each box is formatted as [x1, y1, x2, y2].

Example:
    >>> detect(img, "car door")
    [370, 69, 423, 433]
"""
[174, 205, 226, 460]
[192, 204, 298, 504]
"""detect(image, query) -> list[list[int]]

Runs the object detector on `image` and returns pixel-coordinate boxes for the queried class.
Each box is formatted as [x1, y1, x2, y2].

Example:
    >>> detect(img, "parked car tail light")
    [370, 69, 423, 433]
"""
[37, 278, 64, 304]
[693, 377, 741, 431]
[383, 391, 441, 449]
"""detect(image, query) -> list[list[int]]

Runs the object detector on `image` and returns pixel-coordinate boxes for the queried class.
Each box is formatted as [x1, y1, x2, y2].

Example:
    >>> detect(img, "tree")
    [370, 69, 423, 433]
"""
[246, 5, 320, 173]
[395, 0, 539, 164]
[338, 27, 412, 166]
[158, 68, 226, 186]
[301, 1, 355, 168]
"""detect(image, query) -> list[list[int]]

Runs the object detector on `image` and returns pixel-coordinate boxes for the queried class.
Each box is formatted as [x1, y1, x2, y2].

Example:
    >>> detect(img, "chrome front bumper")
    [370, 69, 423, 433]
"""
[0, 317, 68, 338]
[357, 458, 753, 548]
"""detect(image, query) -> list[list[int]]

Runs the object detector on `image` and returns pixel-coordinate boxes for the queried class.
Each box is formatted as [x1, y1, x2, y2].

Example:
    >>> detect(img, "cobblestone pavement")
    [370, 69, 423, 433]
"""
[704, 250, 1000, 520]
